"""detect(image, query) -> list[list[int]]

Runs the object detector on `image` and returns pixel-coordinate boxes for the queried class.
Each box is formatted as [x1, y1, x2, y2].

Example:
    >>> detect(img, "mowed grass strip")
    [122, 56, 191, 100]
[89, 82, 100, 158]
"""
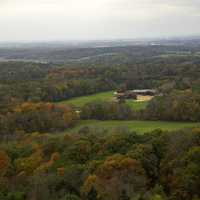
[68, 120, 200, 134]
[59, 91, 149, 110]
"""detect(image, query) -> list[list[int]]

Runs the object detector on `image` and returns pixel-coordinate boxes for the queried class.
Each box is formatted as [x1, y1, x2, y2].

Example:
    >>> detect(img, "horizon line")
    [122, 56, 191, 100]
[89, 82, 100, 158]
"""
[0, 34, 200, 44]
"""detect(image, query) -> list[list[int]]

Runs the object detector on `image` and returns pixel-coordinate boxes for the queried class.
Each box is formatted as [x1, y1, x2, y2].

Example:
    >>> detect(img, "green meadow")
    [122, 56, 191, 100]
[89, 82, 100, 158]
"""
[126, 100, 149, 111]
[59, 91, 114, 107]
[67, 120, 200, 134]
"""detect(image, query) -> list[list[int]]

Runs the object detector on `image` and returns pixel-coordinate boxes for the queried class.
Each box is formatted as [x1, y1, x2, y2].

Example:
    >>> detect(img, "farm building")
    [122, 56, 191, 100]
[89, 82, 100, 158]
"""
[115, 89, 157, 101]
[131, 89, 157, 96]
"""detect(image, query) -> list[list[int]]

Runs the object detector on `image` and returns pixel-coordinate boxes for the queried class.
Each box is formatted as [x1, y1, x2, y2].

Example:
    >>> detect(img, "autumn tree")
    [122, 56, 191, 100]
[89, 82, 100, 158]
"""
[11, 102, 78, 133]
[0, 150, 10, 177]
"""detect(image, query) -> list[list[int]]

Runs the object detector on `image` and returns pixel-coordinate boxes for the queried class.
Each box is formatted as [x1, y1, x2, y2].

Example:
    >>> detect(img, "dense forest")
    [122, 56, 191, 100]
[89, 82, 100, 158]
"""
[0, 43, 200, 200]
[0, 127, 199, 200]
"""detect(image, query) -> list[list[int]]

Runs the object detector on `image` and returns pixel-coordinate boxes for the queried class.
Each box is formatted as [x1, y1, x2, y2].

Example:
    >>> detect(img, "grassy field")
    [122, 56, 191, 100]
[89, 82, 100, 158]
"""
[59, 91, 114, 107]
[59, 91, 148, 110]
[126, 100, 149, 111]
[67, 120, 200, 134]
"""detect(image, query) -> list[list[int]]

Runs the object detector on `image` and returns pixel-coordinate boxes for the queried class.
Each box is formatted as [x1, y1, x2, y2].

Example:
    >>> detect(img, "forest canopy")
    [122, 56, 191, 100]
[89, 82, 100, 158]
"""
[0, 44, 200, 200]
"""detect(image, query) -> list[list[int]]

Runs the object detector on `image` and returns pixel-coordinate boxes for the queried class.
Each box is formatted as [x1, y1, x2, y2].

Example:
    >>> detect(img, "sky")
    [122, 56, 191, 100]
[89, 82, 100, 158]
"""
[0, 0, 200, 41]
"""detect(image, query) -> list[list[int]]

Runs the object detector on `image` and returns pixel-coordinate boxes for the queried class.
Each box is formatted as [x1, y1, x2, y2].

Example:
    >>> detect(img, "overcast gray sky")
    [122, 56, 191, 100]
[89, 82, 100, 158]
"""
[0, 0, 200, 41]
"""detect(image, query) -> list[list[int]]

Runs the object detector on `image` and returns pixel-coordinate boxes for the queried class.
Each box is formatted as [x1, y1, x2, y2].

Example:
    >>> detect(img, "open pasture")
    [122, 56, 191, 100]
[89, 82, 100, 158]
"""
[67, 120, 200, 134]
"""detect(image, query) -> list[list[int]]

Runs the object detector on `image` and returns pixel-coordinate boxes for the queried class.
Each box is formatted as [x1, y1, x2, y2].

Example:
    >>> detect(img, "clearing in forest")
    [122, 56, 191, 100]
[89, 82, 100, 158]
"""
[59, 91, 150, 110]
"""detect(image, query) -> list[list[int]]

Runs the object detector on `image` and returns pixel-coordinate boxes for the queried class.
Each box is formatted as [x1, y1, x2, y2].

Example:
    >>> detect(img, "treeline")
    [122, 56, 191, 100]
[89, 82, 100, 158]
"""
[0, 127, 199, 200]
[145, 90, 200, 121]
[0, 78, 111, 113]
[81, 101, 133, 120]
[0, 102, 77, 138]
[80, 90, 200, 122]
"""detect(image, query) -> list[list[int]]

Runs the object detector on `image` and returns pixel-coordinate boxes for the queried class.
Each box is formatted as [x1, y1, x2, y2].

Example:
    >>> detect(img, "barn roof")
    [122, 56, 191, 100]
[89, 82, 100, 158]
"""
[131, 89, 156, 93]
